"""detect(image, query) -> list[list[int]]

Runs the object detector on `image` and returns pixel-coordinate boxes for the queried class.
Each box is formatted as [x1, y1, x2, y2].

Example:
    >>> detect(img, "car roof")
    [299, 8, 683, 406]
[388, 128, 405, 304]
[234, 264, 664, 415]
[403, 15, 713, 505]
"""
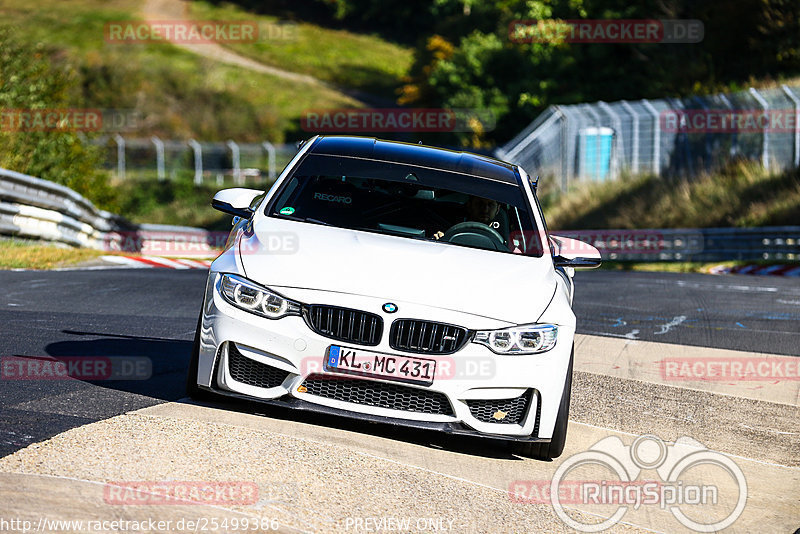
[308, 136, 520, 185]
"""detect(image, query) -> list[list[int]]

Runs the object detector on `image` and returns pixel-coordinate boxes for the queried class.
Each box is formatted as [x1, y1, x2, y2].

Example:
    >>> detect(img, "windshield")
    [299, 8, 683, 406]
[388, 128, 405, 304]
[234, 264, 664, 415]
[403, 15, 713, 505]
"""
[266, 154, 543, 256]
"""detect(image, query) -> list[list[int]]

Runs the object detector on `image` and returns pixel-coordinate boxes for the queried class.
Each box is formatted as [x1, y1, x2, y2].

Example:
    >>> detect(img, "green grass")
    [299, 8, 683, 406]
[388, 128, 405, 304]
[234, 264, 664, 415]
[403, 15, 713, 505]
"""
[598, 260, 789, 274]
[543, 162, 800, 230]
[0, 239, 107, 269]
[0, 0, 361, 143]
[189, 1, 413, 99]
[113, 176, 254, 230]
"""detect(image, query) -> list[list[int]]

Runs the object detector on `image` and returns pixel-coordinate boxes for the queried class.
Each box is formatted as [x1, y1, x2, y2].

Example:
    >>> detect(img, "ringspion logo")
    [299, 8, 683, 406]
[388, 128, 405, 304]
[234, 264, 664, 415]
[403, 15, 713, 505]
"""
[511, 434, 747, 532]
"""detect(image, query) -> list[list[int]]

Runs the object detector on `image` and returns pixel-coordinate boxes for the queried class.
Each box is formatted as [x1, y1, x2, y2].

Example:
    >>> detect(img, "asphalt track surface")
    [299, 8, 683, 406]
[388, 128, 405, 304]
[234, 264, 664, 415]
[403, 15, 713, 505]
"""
[0, 268, 797, 461]
[572, 270, 800, 356]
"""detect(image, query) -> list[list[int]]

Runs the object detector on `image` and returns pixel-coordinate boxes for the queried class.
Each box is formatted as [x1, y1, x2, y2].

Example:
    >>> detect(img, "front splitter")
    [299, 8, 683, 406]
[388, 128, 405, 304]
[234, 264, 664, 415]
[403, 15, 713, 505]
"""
[198, 386, 547, 444]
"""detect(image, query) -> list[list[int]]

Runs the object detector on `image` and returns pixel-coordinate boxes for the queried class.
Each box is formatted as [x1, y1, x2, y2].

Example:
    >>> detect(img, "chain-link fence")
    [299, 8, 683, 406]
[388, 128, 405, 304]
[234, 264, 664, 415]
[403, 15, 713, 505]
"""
[91, 136, 298, 185]
[496, 83, 800, 194]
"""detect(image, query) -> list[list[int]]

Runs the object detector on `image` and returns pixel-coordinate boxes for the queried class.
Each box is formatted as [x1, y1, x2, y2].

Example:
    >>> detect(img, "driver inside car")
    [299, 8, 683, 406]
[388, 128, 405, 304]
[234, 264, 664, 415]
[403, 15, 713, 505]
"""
[431, 195, 508, 244]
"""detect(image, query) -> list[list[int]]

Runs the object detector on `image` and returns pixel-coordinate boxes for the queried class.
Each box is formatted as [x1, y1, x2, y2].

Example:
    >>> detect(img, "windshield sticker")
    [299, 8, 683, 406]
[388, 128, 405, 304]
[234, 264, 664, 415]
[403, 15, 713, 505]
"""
[313, 192, 352, 204]
[279, 206, 295, 215]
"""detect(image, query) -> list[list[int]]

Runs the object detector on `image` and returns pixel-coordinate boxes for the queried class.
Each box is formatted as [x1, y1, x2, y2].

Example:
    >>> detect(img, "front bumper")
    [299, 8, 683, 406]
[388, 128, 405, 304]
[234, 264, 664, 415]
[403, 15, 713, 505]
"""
[194, 272, 575, 441]
[198, 383, 548, 443]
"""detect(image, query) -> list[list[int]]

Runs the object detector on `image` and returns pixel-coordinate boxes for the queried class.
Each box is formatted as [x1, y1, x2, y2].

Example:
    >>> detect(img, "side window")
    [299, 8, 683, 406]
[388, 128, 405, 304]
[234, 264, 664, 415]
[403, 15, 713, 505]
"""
[270, 177, 299, 214]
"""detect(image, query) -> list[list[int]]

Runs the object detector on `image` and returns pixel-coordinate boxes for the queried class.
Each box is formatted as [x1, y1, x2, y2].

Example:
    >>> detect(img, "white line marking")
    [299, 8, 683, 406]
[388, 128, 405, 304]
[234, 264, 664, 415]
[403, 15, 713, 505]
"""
[624, 329, 640, 340]
[171, 258, 209, 269]
[738, 423, 798, 436]
[654, 315, 687, 335]
[675, 280, 780, 292]
[140, 256, 190, 269]
[99, 255, 149, 267]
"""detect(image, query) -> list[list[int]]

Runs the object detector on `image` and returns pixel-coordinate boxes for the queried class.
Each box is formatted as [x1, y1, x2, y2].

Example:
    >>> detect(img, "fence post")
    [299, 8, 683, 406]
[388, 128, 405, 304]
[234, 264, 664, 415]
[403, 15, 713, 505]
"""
[188, 139, 203, 185]
[641, 99, 661, 176]
[620, 101, 639, 174]
[599, 101, 623, 180]
[226, 140, 241, 185]
[718, 94, 739, 157]
[748, 87, 770, 171]
[151, 136, 166, 180]
[113, 134, 126, 180]
[553, 107, 568, 193]
[781, 84, 800, 168]
[262, 141, 276, 180]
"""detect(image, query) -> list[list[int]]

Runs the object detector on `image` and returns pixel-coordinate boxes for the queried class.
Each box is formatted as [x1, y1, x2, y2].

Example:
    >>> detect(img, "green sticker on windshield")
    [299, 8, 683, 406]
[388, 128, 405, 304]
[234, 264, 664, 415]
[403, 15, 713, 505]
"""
[279, 207, 295, 215]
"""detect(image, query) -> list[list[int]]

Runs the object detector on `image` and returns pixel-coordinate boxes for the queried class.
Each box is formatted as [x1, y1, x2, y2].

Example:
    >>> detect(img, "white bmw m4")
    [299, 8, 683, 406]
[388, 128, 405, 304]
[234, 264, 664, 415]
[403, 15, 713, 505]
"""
[187, 136, 600, 459]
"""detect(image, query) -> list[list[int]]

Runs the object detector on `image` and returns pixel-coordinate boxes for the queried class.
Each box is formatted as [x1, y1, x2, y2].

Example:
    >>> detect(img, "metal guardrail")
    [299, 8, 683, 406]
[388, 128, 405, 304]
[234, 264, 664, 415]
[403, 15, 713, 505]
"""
[0, 167, 213, 254]
[2, 166, 799, 263]
[556, 227, 800, 262]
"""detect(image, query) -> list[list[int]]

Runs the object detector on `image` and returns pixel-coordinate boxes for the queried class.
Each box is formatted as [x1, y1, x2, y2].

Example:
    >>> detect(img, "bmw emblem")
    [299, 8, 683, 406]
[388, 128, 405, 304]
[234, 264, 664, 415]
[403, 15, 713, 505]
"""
[382, 302, 398, 313]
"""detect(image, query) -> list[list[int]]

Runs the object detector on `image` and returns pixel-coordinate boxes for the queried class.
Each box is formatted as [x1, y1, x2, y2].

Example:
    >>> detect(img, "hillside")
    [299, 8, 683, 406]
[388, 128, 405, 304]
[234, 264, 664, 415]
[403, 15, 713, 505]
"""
[543, 163, 800, 230]
[0, 0, 412, 142]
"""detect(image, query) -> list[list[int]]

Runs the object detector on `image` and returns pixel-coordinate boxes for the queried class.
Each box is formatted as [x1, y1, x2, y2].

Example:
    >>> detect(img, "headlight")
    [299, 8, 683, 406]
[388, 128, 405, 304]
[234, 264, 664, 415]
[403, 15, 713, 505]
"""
[219, 274, 302, 319]
[473, 324, 557, 354]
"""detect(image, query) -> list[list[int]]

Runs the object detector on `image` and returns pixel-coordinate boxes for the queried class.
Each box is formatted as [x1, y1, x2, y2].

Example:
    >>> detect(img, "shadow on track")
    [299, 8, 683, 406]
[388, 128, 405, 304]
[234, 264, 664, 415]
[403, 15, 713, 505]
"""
[181, 396, 526, 462]
[41, 330, 527, 461]
[42, 330, 193, 402]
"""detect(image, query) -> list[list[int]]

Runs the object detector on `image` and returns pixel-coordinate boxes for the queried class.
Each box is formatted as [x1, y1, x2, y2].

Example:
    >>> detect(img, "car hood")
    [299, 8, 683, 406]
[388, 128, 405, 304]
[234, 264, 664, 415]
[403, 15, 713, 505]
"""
[239, 218, 556, 324]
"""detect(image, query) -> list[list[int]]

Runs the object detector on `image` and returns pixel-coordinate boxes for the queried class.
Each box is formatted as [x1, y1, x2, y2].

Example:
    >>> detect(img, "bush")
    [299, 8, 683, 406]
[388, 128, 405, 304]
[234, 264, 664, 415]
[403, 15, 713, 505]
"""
[0, 27, 118, 210]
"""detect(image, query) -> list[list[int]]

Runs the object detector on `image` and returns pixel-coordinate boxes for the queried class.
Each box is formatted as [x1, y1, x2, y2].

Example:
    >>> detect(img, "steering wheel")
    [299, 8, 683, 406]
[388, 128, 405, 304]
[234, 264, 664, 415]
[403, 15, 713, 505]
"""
[441, 222, 505, 251]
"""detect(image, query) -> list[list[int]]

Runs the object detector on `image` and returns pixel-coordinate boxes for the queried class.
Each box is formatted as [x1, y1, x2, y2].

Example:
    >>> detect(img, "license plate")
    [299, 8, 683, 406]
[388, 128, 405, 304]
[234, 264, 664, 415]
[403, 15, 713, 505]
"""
[325, 345, 436, 386]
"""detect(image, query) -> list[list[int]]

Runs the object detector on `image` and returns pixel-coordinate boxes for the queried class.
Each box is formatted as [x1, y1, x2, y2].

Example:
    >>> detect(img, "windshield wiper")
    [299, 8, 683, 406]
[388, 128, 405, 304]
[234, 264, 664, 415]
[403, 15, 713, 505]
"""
[274, 213, 331, 226]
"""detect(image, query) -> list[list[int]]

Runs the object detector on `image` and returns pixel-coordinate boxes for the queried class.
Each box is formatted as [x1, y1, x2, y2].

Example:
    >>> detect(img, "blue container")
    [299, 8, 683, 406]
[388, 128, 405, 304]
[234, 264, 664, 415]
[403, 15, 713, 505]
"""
[579, 127, 614, 181]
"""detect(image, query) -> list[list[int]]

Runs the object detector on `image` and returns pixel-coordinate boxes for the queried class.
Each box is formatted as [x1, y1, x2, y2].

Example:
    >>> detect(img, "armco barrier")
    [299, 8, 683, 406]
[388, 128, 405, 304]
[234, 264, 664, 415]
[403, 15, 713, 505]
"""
[0, 167, 212, 255]
[1, 166, 798, 263]
[556, 227, 800, 262]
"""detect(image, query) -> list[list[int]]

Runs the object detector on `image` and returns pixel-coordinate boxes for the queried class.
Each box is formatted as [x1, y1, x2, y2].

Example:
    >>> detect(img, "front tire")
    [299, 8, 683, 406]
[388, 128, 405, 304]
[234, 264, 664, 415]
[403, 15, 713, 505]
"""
[512, 347, 574, 460]
[185, 312, 216, 401]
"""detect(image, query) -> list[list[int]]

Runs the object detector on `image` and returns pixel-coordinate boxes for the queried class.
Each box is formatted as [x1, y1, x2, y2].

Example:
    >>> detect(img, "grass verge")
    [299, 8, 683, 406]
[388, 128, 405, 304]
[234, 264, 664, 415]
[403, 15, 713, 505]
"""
[114, 176, 246, 229]
[598, 260, 789, 274]
[0, 239, 107, 270]
[543, 162, 800, 230]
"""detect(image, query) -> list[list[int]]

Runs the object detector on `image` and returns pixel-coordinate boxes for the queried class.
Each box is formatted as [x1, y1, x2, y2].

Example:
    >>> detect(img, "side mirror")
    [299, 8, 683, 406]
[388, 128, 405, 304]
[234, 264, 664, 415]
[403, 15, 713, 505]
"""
[550, 235, 602, 269]
[211, 188, 263, 219]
